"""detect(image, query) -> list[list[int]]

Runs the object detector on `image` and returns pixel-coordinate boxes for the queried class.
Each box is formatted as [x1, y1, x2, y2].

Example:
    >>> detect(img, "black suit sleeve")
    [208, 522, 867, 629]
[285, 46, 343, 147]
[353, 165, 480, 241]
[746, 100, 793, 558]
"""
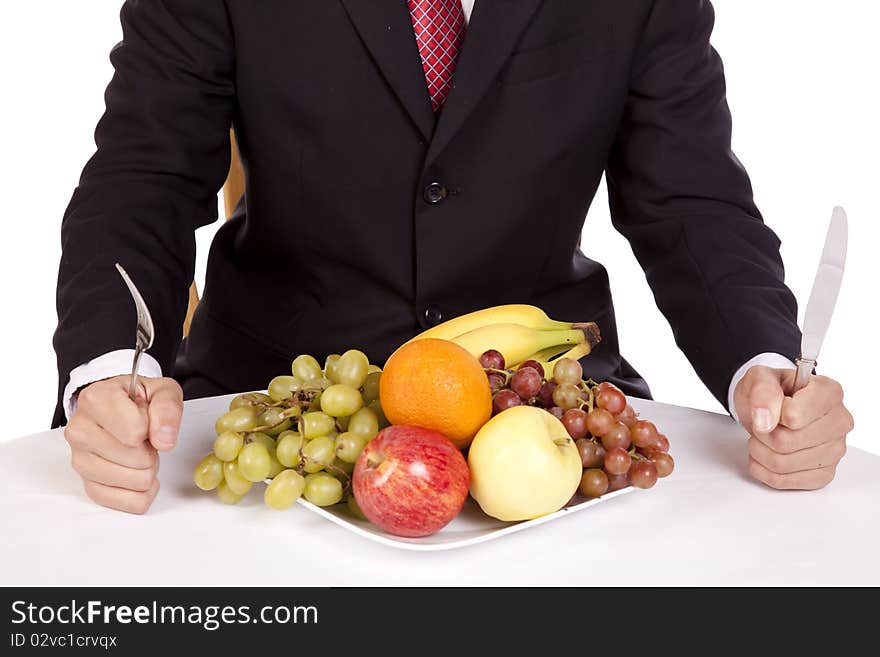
[52, 0, 235, 426]
[605, 0, 800, 410]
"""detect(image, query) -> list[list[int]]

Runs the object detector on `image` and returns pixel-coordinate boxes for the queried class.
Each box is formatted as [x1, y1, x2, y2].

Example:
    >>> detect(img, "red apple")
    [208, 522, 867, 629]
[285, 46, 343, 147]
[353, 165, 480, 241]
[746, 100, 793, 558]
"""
[353, 425, 469, 537]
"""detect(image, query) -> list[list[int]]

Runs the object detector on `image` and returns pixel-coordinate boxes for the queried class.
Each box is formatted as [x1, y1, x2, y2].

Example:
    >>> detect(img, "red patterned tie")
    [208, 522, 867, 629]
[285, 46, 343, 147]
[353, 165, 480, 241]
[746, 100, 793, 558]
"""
[408, 0, 467, 112]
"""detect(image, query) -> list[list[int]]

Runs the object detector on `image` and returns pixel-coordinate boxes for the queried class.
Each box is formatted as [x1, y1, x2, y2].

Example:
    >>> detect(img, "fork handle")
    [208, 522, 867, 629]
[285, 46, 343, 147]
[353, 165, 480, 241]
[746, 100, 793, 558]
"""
[792, 357, 816, 395]
[129, 347, 144, 400]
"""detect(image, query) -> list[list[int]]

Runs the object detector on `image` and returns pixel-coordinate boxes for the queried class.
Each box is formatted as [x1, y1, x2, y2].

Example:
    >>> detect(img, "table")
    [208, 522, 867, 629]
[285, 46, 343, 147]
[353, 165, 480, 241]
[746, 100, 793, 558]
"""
[2, 395, 877, 586]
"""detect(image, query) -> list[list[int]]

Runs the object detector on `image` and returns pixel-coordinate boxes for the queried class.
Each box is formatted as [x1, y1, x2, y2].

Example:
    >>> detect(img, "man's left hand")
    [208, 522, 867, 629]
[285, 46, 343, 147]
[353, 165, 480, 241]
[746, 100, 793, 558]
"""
[734, 366, 854, 490]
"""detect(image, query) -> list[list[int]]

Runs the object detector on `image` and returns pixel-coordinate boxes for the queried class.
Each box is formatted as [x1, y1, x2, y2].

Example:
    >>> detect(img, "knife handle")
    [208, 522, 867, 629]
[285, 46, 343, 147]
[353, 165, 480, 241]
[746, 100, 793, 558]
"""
[792, 357, 816, 394]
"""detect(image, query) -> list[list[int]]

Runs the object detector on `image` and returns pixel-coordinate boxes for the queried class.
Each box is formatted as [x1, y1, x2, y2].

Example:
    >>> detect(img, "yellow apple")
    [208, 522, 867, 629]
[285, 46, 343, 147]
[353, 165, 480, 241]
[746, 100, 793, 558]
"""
[468, 405, 582, 521]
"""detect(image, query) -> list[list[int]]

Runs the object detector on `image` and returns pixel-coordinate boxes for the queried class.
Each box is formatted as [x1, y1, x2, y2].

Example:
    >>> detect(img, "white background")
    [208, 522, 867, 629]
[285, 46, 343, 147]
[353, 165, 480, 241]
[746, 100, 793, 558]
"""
[0, 1, 876, 457]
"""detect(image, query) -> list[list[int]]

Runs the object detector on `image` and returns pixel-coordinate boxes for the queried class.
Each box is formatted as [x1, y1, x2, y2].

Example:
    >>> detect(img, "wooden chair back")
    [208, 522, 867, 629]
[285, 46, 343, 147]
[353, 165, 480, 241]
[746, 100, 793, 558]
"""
[182, 130, 244, 335]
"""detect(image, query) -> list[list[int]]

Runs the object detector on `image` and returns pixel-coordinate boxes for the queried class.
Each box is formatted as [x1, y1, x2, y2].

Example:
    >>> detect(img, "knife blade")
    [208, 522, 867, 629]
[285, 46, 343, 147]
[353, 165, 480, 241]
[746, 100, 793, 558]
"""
[792, 206, 848, 392]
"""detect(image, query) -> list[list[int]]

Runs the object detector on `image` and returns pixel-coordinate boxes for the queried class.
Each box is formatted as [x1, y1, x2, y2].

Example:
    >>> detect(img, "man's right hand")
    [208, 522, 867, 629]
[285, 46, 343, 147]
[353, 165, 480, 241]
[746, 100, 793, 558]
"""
[63, 376, 183, 514]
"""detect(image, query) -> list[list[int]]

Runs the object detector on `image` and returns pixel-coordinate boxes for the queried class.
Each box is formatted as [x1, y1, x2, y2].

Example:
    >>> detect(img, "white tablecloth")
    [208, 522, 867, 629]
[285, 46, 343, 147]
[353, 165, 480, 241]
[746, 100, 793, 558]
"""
[1, 395, 877, 586]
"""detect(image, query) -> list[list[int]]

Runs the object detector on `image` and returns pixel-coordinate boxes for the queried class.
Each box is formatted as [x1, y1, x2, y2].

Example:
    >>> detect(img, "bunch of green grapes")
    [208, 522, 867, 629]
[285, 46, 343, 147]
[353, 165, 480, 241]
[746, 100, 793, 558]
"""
[193, 350, 386, 513]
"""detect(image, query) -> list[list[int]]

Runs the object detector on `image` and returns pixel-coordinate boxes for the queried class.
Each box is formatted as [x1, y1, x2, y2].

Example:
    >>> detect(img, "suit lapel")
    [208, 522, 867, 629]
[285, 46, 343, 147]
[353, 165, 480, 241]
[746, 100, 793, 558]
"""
[426, 0, 543, 165]
[339, 0, 435, 141]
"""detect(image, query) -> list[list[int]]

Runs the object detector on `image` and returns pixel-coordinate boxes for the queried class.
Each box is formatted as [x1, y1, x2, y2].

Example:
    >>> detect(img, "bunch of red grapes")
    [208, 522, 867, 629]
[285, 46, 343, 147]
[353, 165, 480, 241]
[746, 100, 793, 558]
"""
[480, 349, 675, 499]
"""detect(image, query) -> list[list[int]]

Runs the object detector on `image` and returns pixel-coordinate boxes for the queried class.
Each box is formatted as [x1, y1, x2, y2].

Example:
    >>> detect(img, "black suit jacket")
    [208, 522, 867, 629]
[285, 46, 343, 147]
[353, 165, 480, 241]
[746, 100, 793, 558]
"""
[53, 0, 801, 427]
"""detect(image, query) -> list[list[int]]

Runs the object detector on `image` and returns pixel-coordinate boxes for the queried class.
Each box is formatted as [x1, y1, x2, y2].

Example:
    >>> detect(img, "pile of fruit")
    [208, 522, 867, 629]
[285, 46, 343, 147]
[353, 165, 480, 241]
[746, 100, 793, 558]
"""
[479, 349, 674, 500]
[193, 305, 676, 538]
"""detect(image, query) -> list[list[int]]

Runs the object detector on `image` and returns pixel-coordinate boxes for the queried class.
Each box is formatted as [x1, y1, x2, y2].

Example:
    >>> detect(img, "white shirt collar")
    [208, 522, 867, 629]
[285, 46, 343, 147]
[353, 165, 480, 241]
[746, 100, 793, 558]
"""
[461, 0, 475, 24]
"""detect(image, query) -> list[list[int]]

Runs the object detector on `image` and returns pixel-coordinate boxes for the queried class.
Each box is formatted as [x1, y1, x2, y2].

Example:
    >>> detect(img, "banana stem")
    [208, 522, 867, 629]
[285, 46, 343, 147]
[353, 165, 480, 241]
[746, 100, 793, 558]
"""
[572, 322, 602, 349]
[535, 323, 601, 356]
[539, 328, 591, 349]
[511, 323, 602, 369]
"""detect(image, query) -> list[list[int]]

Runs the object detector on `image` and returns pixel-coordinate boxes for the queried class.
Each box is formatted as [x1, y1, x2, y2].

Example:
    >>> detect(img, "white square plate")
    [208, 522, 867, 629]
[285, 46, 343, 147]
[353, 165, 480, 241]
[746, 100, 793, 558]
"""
[295, 487, 636, 551]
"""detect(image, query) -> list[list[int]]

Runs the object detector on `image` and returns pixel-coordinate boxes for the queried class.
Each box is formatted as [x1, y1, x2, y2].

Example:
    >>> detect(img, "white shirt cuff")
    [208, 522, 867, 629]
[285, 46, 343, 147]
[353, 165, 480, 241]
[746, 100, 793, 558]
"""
[727, 352, 797, 424]
[63, 350, 163, 420]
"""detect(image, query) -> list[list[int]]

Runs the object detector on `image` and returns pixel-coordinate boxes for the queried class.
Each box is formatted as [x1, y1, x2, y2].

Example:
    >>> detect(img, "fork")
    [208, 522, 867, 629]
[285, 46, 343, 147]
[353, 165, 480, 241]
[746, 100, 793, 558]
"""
[115, 263, 156, 400]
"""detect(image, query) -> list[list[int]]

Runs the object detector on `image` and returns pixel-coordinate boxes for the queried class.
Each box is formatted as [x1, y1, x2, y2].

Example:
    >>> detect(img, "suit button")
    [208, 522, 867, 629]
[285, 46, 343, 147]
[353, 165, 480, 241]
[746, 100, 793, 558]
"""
[423, 182, 448, 204]
[424, 306, 443, 326]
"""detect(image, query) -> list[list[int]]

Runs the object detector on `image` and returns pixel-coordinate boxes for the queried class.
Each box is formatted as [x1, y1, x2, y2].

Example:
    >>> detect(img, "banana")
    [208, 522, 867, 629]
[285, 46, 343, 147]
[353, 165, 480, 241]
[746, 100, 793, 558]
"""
[541, 342, 596, 380]
[512, 344, 573, 368]
[515, 343, 594, 380]
[410, 304, 573, 343]
[449, 323, 599, 367]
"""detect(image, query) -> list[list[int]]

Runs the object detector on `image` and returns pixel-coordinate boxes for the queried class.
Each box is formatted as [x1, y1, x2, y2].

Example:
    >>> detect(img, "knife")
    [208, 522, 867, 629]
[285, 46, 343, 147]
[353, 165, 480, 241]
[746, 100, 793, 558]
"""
[792, 206, 848, 393]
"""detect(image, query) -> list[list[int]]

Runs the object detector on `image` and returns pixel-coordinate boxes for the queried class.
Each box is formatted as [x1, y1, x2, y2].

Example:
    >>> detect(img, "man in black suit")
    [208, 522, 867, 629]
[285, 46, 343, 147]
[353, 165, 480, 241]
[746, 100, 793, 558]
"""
[55, 0, 853, 514]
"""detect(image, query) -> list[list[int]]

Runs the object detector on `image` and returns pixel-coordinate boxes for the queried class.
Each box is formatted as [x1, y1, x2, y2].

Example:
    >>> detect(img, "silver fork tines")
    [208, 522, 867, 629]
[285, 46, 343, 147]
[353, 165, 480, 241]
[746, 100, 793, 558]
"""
[115, 263, 156, 400]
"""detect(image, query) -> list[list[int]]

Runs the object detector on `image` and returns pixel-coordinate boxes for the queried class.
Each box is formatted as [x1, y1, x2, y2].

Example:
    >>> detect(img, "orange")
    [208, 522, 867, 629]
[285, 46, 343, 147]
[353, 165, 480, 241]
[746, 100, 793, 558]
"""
[380, 339, 493, 449]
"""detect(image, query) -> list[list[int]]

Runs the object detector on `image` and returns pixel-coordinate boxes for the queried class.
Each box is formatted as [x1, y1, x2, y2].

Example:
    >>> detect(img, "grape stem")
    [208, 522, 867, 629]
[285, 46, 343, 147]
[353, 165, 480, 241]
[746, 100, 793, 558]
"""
[322, 460, 353, 496]
[576, 381, 596, 413]
[485, 368, 512, 385]
[252, 422, 282, 433]
[251, 397, 314, 433]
